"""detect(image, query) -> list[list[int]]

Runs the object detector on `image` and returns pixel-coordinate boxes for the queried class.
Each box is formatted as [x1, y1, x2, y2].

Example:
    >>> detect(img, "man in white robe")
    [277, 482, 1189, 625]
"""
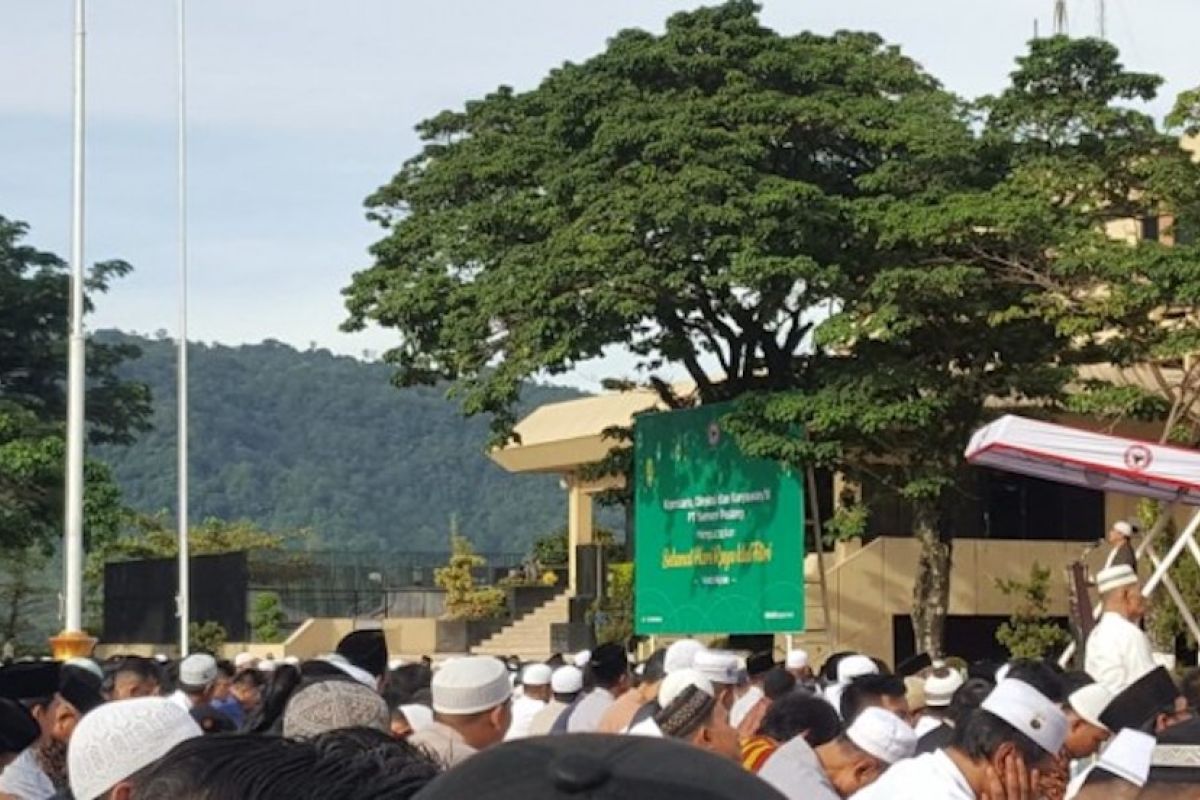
[1085, 565, 1156, 694]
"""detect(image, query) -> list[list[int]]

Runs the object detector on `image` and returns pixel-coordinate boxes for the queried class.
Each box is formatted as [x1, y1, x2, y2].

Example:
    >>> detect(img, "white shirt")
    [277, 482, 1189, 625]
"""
[730, 686, 764, 729]
[914, 714, 946, 739]
[504, 694, 546, 740]
[169, 688, 194, 711]
[759, 736, 840, 800]
[567, 687, 615, 733]
[1085, 612, 1157, 694]
[851, 751, 975, 800]
[0, 746, 55, 800]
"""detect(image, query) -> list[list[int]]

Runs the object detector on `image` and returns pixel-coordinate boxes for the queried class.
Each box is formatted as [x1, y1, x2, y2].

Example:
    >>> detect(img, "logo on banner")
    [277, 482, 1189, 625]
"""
[1124, 445, 1153, 472]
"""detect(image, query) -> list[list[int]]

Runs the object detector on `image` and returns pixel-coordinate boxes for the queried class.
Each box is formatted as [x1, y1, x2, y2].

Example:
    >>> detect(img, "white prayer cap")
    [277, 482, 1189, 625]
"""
[398, 703, 434, 733]
[573, 650, 592, 668]
[837, 654, 878, 684]
[282, 655, 301, 666]
[693, 650, 739, 686]
[388, 657, 408, 671]
[1097, 729, 1155, 786]
[658, 669, 714, 708]
[521, 663, 553, 686]
[431, 656, 512, 715]
[785, 649, 809, 670]
[981, 679, 1068, 755]
[320, 654, 376, 688]
[233, 652, 256, 669]
[664, 639, 706, 674]
[1097, 565, 1138, 595]
[178, 653, 218, 689]
[258, 659, 277, 673]
[551, 666, 583, 694]
[845, 707, 918, 765]
[925, 669, 965, 708]
[65, 657, 103, 681]
[628, 716, 664, 737]
[1068, 683, 1114, 731]
[1113, 520, 1136, 537]
[153, 653, 169, 664]
[68, 697, 201, 800]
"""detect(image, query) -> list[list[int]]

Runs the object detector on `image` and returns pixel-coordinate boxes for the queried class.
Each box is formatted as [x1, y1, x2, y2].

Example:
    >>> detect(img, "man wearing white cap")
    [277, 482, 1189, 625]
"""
[1085, 564, 1156, 694]
[786, 649, 814, 683]
[824, 655, 878, 717]
[408, 656, 512, 767]
[1062, 682, 1112, 760]
[692, 650, 740, 710]
[504, 663, 553, 740]
[850, 679, 1068, 800]
[169, 653, 218, 712]
[760, 706, 916, 800]
[1069, 728, 1154, 800]
[67, 697, 201, 800]
[528, 666, 583, 737]
[915, 668, 964, 738]
[650, 669, 741, 761]
[664, 639, 706, 674]
[1103, 520, 1138, 571]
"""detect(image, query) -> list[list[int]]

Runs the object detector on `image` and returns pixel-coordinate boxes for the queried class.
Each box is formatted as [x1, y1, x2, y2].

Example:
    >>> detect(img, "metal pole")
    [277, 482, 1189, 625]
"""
[1097, 0, 1106, 38]
[176, 0, 191, 656]
[62, 0, 87, 636]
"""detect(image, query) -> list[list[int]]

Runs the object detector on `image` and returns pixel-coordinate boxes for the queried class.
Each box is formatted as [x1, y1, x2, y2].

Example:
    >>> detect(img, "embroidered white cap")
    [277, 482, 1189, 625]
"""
[981, 679, 1068, 755]
[658, 669, 714, 708]
[845, 707, 918, 765]
[178, 653, 218, 690]
[431, 656, 512, 715]
[1097, 565, 1139, 595]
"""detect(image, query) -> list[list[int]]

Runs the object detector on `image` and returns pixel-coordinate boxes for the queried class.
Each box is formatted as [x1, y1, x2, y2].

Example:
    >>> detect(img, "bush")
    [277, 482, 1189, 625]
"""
[594, 562, 633, 645]
[250, 592, 287, 643]
[435, 535, 506, 621]
[189, 620, 228, 654]
[995, 563, 1070, 660]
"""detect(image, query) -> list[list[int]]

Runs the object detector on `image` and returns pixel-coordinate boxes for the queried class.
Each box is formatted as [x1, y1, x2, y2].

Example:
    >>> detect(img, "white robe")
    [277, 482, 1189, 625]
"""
[504, 694, 546, 740]
[1085, 612, 1157, 694]
[850, 751, 975, 800]
[914, 715, 945, 739]
[0, 747, 55, 800]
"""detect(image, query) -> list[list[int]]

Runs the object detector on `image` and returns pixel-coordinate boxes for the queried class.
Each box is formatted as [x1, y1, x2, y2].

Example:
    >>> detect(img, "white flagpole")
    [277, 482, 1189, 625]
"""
[176, 0, 191, 656]
[60, 0, 88, 645]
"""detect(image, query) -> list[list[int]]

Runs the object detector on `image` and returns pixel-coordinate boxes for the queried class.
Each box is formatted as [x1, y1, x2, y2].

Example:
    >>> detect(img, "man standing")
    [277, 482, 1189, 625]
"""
[597, 650, 665, 734]
[565, 644, 629, 733]
[527, 666, 582, 736]
[1086, 565, 1157, 694]
[409, 656, 512, 768]
[505, 664, 551, 740]
[1103, 520, 1138, 571]
[169, 654, 218, 713]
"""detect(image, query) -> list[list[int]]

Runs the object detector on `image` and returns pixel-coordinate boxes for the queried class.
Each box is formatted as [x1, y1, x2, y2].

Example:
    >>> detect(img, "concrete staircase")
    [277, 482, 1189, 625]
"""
[471, 593, 571, 659]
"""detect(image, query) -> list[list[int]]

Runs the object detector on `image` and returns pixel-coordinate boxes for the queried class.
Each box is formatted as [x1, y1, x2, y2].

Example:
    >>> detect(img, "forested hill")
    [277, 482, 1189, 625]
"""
[93, 331, 582, 553]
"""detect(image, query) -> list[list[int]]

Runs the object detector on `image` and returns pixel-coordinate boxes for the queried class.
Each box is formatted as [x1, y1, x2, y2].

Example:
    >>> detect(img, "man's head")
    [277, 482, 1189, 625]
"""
[952, 679, 1068, 776]
[1107, 519, 1136, 546]
[108, 657, 161, 701]
[757, 690, 841, 747]
[636, 649, 668, 701]
[654, 670, 739, 762]
[1073, 728, 1156, 800]
[839, 674, 909, 725]
[229, 668, 264, 712]
[589, 644, 630, 694]
[1063, 682, 1113, 759]
[664, 639, 706, 675]
[693, 650, 740, 710]
[817, 708, 916, 797]
[550, 666, 583, 704]
[0, 698, 40, 770]
[67, 696, 201, 800]
[282, 678, 391, 739]
[177, 654, 219, 702]
[519, 663, 553, 703]
[336, 630, 389, 684]
[762, 667, 797, 701]
[785, 649, 812, 681]
[1101, 666, 1190, 734]
[1097, 565, 1147, 622]
[923, 667, 965, 716]
[430, 656, 513, 749]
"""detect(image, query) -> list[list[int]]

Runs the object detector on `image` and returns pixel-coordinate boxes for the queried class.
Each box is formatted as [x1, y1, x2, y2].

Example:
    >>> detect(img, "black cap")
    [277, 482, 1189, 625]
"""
[746, 652, 776, 678]
[0, 662, 61, 702]
[412, 734, 787, 800]
[336, 630, 388, 679]
[58, 665, 104, 715]
[1101, 666, 1180, 732]
[0, 698, 39, 755]
[590, 644, 628, 684]
[1149, 716, 1200, 784]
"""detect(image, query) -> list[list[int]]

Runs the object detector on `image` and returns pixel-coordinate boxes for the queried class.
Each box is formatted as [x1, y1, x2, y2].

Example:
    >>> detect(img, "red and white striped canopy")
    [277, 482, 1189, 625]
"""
[966, 415, 1200, 505]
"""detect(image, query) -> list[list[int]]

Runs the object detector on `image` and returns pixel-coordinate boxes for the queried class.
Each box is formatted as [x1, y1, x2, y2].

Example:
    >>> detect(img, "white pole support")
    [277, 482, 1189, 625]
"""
[176, 0, 191, 656]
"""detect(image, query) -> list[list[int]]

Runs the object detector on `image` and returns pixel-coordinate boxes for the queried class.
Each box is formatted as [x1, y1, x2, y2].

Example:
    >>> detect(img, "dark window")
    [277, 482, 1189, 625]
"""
[1142, 215, 1161, 242]
[893, 614, 1069, 666]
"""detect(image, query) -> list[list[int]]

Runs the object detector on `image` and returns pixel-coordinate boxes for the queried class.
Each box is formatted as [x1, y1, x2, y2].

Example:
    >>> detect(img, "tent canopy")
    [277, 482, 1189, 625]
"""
[966, 415, 1200, 506]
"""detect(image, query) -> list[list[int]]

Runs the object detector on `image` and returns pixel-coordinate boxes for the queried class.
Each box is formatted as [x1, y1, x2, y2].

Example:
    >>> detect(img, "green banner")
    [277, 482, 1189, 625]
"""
[633, 404, 805, 635]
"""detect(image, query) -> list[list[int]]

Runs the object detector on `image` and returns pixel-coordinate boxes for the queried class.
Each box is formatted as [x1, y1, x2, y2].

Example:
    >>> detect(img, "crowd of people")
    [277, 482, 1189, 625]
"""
[2, 563, 1199, 798]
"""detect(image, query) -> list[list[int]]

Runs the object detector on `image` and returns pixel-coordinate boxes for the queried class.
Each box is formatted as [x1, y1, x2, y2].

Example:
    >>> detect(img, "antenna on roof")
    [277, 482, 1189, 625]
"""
[1054, 0, 1068, 35]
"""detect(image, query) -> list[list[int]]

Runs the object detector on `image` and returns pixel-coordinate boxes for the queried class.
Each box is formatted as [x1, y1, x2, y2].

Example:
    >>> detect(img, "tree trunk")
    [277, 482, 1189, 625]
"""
[911, 501, 952, 658]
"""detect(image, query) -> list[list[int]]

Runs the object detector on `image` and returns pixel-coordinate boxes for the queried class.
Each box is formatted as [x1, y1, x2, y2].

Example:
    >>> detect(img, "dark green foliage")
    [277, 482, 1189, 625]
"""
[91, 332, 582, 554]
[250, 592, 287, 643]
[995, 563, 1070, 661]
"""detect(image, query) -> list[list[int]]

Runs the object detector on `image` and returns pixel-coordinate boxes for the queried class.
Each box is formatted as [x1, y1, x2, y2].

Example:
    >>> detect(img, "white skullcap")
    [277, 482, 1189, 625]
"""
[627, 716, 664, 737]
[233, 652, 256, 669]
[693, 650, 739, 685]
[551, 666, 583, 694]
[388, 657, 408, 671]
[153, 653, 169, 664]
[283, 680, 390, 738]
[1113, 520, 1135, 537]
[320, 654, 376, 688]
[258, 659, 277, 673]
[521, 663, 553, 686]
[282, 655, 300, 666]
[1097, 729, 1155, 786]
[573, 650, 592, 668]
[68, 697, 201, 800]
[65, 658, 103, 681]
[1097, 565, 1138, 595]
[846, 707, 918, 765]
[785, 649, 809, 670]
[658, 669, 714, 708]
[924, 669, 965, 708]
[398, 703, 434, 733]
[431, 656, 512, 715]
[1068, 683, 1114, 731]
[837, 655, 878, 684]
[664, 640, 706, 674]
[178, 653, 218, 689]
[981, 679, 1068, 755]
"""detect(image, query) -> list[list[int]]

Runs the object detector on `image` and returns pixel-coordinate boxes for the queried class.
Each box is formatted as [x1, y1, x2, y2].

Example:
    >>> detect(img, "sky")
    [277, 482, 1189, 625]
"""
[1, 0, 1196, 391]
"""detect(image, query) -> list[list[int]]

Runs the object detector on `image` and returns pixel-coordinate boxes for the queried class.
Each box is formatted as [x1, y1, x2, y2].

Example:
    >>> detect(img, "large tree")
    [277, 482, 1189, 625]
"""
[0, 215, 150, 555]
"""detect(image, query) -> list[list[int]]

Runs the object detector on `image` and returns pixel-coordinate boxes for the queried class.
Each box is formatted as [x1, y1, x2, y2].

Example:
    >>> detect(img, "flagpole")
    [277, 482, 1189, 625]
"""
[176, 0, 191, 657]
[52, 0, 94, 660]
